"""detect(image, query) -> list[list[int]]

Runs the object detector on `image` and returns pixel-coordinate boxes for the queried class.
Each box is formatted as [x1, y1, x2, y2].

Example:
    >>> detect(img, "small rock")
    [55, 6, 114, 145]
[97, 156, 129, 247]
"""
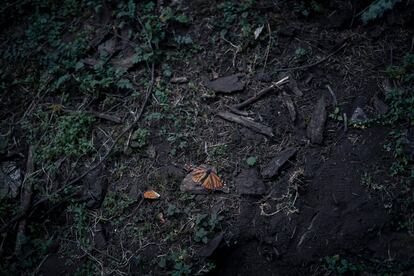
[261, 148, 297, 179]
[203, 73, 245, 93]
[372, 96, 389, 115]
[235, 168, 266, 195]
[198, 232, 224, 257]
[307, 96, 327, 144]
[351, 107, 368, 123]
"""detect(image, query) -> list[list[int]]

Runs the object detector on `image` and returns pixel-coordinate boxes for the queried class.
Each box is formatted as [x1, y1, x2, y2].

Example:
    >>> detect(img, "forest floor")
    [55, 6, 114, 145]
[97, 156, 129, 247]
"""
[0, 0, 413, 275]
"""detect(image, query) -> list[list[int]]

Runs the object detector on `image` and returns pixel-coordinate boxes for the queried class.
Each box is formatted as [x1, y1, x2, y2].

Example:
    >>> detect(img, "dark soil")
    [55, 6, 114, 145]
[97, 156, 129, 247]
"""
[1, 0, 413, 275]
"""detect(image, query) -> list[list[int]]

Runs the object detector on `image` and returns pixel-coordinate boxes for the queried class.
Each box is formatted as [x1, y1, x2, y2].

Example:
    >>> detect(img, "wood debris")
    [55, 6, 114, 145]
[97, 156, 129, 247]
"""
[306, 96, 327, 144]
[217, 111, 274, 137]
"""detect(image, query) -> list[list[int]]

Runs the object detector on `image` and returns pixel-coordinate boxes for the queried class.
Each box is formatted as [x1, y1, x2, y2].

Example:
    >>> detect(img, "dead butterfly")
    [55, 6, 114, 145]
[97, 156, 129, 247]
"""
[143, 190, 160, 199]
[191, 167, 224, 190]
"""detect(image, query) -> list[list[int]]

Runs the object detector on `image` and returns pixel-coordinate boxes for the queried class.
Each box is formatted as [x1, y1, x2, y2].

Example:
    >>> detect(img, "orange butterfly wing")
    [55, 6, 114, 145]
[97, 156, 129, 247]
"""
[192, 167, 207, 183]
[143, 190, 160, 199]
[202, 171, 224, 190]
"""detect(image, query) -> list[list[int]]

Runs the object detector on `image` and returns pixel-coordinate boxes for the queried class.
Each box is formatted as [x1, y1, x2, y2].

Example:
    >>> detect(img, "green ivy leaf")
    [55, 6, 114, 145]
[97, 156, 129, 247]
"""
[246, 156, 257, 166]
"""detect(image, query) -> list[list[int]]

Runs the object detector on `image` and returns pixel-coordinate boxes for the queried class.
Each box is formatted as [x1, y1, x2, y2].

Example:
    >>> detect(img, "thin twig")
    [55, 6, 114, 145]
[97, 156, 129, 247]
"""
[262, 22, 272, 71]
[232, 76, 289, 110]
[326, 84, 337, 106]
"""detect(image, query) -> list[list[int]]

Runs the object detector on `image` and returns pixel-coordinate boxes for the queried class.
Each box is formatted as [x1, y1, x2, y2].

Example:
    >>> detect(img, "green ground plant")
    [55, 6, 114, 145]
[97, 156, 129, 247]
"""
[322, 255, 365, 275]
[329, 106, 344, 122]
[158, 249, 192, 276]
[193, 213, 220, 244]
[66, 203, 91, 248]
[246, 156, 257, 166]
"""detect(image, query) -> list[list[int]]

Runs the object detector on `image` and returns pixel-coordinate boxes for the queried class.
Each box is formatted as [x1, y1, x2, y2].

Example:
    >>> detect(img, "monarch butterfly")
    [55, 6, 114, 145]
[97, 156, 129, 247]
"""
[191, 167, 224, 190]
[143, 190, 160, 199]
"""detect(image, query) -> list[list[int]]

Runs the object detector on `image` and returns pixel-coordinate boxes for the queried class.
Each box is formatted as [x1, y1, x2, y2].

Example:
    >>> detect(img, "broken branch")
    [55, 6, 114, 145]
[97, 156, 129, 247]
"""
[232, 76, 289, 110]
[14, 145, 35, 256]
[217, 111, 274, 137]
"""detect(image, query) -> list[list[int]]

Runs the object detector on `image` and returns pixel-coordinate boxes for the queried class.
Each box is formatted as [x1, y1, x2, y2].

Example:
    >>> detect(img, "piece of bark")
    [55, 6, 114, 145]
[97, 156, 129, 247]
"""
[227, 106, 252, 117]
[306, 96, 327, 144]
[235, 168, 266, 195]
[15, 146, 35, 256]
[217, 111, 274, 137]
[261, 148, 297, 179]
[203, 74, 245, 93]
[282, 92, 296, 122]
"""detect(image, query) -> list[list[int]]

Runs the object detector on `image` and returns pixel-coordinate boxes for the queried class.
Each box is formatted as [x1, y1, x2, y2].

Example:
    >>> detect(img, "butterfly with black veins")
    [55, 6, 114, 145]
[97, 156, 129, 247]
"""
[191, 167, 224, 190]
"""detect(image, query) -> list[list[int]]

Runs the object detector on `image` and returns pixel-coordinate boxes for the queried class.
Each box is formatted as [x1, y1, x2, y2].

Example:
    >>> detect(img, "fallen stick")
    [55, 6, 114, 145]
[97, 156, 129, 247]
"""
[14, 145, 35, 256]
[217, 111, 274, 137]
[232, 76, 289, 110]
[227, 106, 251, 117]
